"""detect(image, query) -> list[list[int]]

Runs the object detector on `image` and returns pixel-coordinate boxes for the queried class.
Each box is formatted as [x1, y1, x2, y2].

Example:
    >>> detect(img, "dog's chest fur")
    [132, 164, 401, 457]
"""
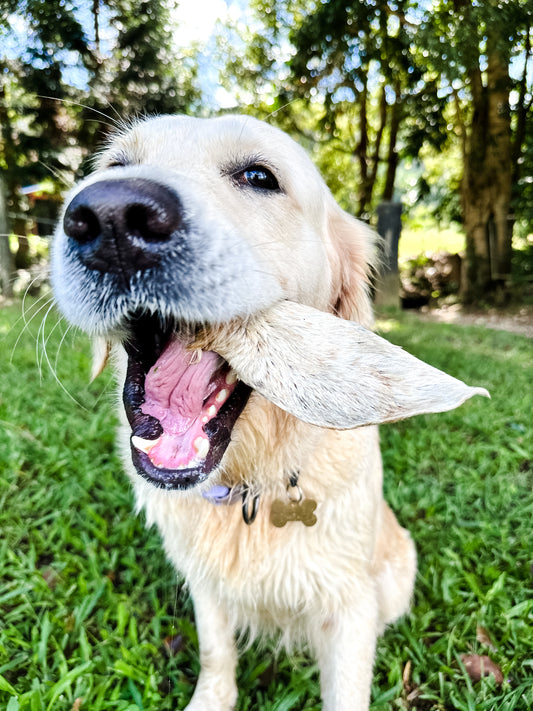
[127, 402, 383, 638]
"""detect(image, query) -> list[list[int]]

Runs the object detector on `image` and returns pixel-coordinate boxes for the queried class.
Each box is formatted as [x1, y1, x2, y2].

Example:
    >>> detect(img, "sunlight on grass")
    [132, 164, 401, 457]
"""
[400, 225, 466, 258]
[374, 316, 402, 334]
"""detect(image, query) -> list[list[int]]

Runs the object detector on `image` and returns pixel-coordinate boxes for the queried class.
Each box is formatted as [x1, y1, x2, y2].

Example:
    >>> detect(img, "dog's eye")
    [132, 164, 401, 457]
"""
[235, 165, 280, 192]
[105, 152, 129, 169]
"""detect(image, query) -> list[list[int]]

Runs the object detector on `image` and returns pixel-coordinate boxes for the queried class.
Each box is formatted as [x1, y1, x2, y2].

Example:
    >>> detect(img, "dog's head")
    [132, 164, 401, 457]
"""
[53, 114, 373, 332]
[52, 114, 487, 492]
[52, 114, 375, 490]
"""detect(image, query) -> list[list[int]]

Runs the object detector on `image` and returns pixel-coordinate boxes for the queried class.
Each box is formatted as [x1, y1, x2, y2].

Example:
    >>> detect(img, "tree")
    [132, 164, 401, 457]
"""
[422, 0, 532, 303]
[0, 0, 93, 276]
[0, 0, 201, 283]
[220, 0, 448, 220]
[0, 176, 14, 296]
[74, 0, 200, 156]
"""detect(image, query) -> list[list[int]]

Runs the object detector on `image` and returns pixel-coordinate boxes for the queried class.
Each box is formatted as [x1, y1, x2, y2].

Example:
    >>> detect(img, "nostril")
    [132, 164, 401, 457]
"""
[64, 205, 101, 244]
[125, 203, 176, 243]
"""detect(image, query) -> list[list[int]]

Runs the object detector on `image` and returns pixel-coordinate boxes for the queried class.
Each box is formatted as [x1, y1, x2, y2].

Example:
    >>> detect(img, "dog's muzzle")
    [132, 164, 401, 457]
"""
[53, 171, 281, 333]
[53, 171, 284, 489]
[63, 178, 183, 278]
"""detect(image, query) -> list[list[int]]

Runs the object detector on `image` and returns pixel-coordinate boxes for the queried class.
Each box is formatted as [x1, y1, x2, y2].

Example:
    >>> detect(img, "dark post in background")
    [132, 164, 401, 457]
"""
[375, 201, 402, 308]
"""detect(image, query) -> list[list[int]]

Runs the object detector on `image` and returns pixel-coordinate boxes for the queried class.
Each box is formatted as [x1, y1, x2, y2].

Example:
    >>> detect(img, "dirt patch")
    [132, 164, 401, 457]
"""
[415, 304, 533, 338]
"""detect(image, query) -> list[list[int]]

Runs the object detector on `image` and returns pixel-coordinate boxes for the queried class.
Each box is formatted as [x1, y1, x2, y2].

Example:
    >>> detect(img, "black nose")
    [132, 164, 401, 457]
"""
[63, 178, 183, 276]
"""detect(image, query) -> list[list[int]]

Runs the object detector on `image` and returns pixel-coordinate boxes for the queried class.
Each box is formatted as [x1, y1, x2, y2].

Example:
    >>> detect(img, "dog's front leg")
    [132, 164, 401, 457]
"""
[184, 585, 238, 711]
[311, 596, 378, 711]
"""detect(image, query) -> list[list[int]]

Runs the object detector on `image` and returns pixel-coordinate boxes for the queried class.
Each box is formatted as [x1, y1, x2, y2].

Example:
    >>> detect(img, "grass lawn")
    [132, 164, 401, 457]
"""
[1, 299, 532, 711]
[399, 226, 465, 260]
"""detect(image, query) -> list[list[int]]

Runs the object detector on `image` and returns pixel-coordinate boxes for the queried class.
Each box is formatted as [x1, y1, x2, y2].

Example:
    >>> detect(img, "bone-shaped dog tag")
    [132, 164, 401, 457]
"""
[270, 498, 317, 527]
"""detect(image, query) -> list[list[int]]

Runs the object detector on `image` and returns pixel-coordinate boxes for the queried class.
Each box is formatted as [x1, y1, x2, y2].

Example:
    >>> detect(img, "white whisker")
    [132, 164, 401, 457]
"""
[39, 310, 65, 374]
[36, 94, 121, 130]
[39, 303, 90, 412]
[37, 160, 73, 189]
[265, 98, 299, 121]
[8, 285, 50, 337]
[53, 319, 73, 377]
[10, 295, 54, 364]
[102, 97, 124, 123]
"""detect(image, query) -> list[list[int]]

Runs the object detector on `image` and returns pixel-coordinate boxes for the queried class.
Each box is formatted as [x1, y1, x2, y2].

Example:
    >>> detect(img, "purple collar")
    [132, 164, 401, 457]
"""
[202, 484, 260, 525]
[202, 484, 244, 505]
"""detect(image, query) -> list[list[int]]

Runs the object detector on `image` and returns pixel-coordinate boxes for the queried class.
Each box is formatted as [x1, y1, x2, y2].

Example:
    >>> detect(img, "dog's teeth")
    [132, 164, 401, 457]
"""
[188, 349, 202, 365]
[215, 388, 229, 404]
[225, 370, 237, 385]
[193, 436, 210, 459]
[207, 405, 217, 417]
[131, 435, 161, 455]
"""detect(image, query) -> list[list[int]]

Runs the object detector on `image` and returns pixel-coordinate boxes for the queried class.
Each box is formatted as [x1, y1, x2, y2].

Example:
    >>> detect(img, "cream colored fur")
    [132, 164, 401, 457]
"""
[52, 115, 486, 710]
[110, 116, 413, 711]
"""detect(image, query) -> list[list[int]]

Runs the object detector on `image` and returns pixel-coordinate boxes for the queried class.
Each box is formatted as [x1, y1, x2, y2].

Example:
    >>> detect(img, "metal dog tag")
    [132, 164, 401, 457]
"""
[270, 497, 317, 527]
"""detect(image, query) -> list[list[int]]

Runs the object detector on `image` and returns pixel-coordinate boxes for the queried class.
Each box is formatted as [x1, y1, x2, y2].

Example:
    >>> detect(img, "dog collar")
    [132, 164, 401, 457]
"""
[202, 484, 244, 505]
[202, 484, 260, 524]
[202, 471, 317, 528]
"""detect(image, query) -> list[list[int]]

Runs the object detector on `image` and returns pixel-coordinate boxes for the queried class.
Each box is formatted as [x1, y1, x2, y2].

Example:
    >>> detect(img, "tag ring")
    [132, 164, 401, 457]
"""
[242, 490, 260, 525]
[286, 482, 303, 503]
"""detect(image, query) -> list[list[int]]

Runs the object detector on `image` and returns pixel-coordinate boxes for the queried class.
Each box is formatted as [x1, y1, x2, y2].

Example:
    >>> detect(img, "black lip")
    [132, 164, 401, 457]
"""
[123, 333, 252, 490]
[128, 380, 252, 490]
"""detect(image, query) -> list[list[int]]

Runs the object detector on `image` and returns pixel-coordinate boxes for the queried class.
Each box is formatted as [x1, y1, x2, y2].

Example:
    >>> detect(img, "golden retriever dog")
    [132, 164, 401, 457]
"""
[52, 114, 487, 710]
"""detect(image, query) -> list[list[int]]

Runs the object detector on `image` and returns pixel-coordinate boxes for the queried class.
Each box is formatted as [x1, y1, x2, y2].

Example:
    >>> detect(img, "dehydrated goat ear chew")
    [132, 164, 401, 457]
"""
[196, 301, 489, 429]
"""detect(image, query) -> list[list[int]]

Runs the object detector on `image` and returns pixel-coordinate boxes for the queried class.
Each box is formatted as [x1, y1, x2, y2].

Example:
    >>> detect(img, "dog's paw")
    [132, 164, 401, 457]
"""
[184, 685, 237, 711]
[184, 699, 236, 711]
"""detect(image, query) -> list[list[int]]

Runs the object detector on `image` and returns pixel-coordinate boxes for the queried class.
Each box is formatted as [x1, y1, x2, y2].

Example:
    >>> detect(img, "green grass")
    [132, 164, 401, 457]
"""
[1, 300, 532, 710]
[399, 225, 465, 259]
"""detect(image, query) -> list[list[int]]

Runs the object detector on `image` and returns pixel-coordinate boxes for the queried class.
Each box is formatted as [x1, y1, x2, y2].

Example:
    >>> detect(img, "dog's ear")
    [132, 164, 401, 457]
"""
[91, 338, 111, 381]
[327, 202, 376, 328]
[203, 301, 489, 429]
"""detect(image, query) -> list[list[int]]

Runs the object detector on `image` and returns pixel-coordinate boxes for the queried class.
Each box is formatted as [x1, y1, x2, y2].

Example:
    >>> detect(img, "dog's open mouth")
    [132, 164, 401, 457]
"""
[122, 313, 251, 490]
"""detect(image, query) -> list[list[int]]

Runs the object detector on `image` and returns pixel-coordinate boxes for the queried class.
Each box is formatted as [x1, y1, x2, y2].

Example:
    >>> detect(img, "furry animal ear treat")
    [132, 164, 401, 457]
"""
[198, 300, 489, 429]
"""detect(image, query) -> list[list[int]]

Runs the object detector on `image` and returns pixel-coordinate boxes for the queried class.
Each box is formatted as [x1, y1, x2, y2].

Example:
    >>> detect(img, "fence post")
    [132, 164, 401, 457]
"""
[374, 201, 402, 308]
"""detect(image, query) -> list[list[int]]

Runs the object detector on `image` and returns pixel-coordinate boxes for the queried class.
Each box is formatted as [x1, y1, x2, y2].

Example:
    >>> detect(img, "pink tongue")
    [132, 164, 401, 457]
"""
[139, 339, 234, 470]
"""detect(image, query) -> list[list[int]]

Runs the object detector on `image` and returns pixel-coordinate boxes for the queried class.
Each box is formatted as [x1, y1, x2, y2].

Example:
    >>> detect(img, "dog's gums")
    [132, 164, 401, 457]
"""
[122, 316, 251, 489]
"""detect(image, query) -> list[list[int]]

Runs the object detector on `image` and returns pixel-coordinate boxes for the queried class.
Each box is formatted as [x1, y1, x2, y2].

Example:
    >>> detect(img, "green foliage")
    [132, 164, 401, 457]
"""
[511, 238, 533, 292]
[0, 0, 200, 222]
[228, 0, 451, 217]
[93, 0, 199, 118]
[513, 131, 533, 237]
[1, 301, 532, 709]
[217, 0, 533, 303]
[418, 0, 533, 236]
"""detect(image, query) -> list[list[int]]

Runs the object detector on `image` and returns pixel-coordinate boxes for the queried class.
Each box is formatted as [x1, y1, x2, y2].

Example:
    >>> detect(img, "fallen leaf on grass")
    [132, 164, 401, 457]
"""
[41, 566, 59, 590]
[70, 699, 83, 711]
[402, 660, 412, 688]
[476, 625, 498, 651]
[258, 660, 277, 688]
[401, 660, 422, 705]
[105, 569, 117, 583]
[163, 633, 184, 657]
[461, 654, 503, 684]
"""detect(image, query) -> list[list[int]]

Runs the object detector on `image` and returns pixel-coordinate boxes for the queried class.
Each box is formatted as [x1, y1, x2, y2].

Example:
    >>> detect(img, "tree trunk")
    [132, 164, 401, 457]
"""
[461, 46, 512, 303]
[0, 178, 14, 297]
[381, 82, 401, 202]
[354, 72, 372, 217]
